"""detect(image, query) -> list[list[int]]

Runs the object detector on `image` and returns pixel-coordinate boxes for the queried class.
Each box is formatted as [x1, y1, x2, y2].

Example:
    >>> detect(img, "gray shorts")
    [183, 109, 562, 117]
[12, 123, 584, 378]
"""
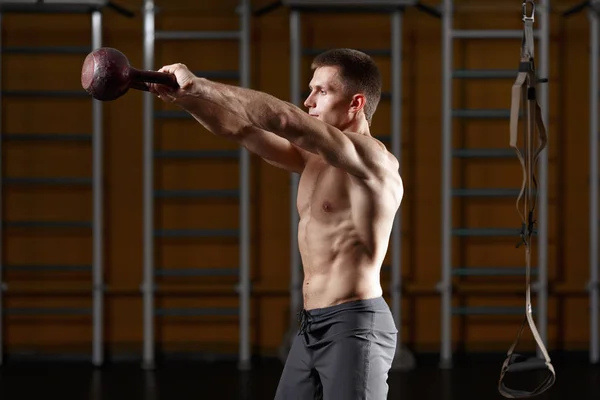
[274, 296, 398, 400]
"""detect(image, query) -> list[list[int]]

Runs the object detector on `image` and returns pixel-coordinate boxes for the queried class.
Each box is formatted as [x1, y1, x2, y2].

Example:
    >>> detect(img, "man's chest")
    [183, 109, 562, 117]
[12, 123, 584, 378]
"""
[296, 161, 352, 218]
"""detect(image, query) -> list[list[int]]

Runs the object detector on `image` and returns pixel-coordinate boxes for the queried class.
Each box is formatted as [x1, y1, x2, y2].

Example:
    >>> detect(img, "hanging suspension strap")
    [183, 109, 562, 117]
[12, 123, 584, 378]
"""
[498, 1, 556, 398]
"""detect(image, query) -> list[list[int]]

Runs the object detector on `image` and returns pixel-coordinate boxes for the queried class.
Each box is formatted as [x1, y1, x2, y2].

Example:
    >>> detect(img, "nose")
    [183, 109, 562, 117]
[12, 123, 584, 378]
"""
[304, 91, 315, 109]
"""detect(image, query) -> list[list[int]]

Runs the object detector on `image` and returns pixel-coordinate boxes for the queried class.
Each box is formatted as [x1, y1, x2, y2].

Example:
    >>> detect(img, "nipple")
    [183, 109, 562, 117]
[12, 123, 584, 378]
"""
[322, 201, 332, 212]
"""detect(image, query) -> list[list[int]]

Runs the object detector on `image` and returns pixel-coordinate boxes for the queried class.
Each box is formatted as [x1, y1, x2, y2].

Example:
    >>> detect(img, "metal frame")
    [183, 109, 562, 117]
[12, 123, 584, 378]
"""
[588, 0, 600, 365]
[285, 0, 419, 369]
[537, 0, 551, 361]
[0, 11, 3, 369]
[562, 0, 600, 367]
[142, 0, 252, 371]
[439, 0, 550, 367]
[0, 0, 107, 366]
[91, 8, 104, 368]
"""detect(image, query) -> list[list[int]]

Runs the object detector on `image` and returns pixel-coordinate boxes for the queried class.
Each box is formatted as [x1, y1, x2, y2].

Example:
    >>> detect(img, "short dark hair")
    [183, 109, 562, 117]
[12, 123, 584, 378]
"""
[311, 48, 382, 125]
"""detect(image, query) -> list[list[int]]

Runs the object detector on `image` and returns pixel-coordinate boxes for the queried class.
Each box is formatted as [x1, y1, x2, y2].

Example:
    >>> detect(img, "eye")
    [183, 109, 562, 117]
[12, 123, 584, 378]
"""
[320, 90, 326, 95]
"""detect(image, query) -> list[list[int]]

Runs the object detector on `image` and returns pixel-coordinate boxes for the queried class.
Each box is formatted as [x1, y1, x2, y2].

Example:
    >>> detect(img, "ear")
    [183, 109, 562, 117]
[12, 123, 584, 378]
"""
[349, 93, 366, 116]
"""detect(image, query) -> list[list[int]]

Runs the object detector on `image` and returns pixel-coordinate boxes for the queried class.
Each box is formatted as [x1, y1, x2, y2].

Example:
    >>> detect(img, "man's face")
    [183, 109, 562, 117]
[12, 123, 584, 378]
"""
[304, 66, 353, 130]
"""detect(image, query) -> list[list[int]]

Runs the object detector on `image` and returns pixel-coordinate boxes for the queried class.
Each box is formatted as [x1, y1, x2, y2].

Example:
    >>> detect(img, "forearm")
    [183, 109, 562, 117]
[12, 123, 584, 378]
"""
[174, 78, 294, 137]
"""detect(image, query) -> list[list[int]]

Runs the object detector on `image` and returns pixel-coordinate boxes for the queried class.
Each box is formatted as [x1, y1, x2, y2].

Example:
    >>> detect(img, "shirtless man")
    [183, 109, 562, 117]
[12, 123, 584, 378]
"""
[151, 48, 403, 400]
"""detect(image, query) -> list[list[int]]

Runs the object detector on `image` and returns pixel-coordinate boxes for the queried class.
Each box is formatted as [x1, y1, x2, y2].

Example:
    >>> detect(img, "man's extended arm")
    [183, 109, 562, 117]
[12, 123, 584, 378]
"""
[166, 74, 387, 180]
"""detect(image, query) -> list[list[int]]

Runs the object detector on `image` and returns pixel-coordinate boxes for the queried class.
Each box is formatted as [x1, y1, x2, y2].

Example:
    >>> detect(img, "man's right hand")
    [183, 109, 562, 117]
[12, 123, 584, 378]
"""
[149, 63, 197, 104]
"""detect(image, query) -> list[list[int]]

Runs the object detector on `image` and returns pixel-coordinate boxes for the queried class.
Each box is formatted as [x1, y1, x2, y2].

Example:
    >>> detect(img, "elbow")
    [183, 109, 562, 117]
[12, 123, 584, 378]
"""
[266, 110, 290, 134]
[265, 102, 299, 134]
[235, 123, 257, 141]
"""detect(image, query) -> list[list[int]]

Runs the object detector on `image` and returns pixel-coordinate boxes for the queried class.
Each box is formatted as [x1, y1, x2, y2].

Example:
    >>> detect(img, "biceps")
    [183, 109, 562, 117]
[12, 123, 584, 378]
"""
[239, 127, 305, 174]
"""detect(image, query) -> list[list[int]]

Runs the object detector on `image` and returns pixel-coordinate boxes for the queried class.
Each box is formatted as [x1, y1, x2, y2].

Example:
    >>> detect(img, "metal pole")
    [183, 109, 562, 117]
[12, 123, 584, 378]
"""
[238, 0, 251, 371]
[589, 3, 599, 365]
[440, 0, 454, 369]
[91, 9, 104, 367]
[390, 7, 403, 350]
[536, 0, 550, 357]
[0, 11, 4, 367]
[142, 0, 156, 370]
[289, 9, 303, 324]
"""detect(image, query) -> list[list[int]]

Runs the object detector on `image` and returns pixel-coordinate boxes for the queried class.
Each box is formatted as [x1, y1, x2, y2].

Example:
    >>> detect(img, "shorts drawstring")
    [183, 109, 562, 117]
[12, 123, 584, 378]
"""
[297, 309, 312, 335]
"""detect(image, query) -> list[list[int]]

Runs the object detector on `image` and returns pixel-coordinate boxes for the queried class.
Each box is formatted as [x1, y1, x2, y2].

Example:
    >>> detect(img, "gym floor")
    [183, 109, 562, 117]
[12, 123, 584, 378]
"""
[0, 353, 597, 399]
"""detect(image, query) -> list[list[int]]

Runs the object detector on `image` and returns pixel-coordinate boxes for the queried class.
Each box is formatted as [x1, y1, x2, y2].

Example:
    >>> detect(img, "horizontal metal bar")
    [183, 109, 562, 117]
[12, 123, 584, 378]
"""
[192, 70, 239, 80]
[452, 228, 522, 236]
[302, 48, 391, 56]
[154, 229, 239, 238]
[451, 188, 521, 197]
[2, 133, 92, 141]
[284, 0, 418, 13]
[155, 189, 239, 199]
[452, 267, 537, 277]
[452, 148, 516, 158]
[284, 0, 417, 6]
[155, 308, 239, 317]
[154, 110, 192, 119]
[0, 3, 105, 14]
[155, 268, 239, 277]
[3, 220, 93, 229]
[155, 30, 240, 40]
[452, 29, 540, 39]
[291, 6, 409, 13]
[1, 90, 88, 98]
[3, 265, 92, 272]
[452, 109, 511, 119]
[452, 69, 517, 79]
[452, 307, 525, 316]
[5, 308, 91, 316]
[154, 150, 239, 159]
[4, 177, 92, 185]
[2, 46, 91, 54]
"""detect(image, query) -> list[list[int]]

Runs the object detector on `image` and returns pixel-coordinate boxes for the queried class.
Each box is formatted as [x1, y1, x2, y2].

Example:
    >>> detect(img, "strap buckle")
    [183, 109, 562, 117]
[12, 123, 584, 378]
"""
[522, 0, 535, 22]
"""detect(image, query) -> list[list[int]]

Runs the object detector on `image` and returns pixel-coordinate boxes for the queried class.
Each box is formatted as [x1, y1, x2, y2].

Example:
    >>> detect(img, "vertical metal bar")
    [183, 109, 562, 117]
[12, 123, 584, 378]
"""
[390, 8, 403, 350]
[142, 0, 156, 370]
[589, 4, 600, 365]
[440, 0, 454, 369]
[440, 0, 454, 363]
[238, 0, 251, 371]
[91, 9, 104, 367]
[289, 9, 303, 323]
[0, 11, 4, 367]
[536, 0, 550, 357]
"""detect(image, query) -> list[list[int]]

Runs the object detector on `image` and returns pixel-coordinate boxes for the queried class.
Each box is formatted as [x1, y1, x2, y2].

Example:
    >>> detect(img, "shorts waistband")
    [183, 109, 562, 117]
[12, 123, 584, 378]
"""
[296, 296, 390, 336]
[306, 296, 387, 317]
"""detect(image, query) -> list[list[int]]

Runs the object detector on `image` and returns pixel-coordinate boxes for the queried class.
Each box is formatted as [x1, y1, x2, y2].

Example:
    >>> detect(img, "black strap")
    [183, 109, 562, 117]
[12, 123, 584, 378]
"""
[499, 2, 556, 398]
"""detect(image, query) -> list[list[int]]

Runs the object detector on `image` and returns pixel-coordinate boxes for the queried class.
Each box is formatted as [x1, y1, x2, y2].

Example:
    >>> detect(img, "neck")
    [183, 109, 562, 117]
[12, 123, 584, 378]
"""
[343, 117, 371, 136]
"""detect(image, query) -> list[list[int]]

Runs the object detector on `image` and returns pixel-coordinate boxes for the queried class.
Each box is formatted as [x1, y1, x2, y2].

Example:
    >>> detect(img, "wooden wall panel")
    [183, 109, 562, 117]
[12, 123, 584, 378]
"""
[0, 0, 594, 357]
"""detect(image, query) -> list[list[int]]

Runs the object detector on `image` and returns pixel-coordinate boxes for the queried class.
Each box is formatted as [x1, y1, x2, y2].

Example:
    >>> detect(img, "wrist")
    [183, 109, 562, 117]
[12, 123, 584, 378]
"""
[172, 77, 204, 107]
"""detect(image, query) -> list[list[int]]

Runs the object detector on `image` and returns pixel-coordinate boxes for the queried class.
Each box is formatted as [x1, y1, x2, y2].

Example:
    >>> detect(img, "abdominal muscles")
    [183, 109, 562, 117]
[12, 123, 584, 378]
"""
[298, 209, 383, 310]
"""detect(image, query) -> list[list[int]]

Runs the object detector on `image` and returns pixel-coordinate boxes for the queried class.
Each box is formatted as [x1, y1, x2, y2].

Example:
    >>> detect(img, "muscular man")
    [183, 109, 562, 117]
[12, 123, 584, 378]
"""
[151, 48, 403, 399]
